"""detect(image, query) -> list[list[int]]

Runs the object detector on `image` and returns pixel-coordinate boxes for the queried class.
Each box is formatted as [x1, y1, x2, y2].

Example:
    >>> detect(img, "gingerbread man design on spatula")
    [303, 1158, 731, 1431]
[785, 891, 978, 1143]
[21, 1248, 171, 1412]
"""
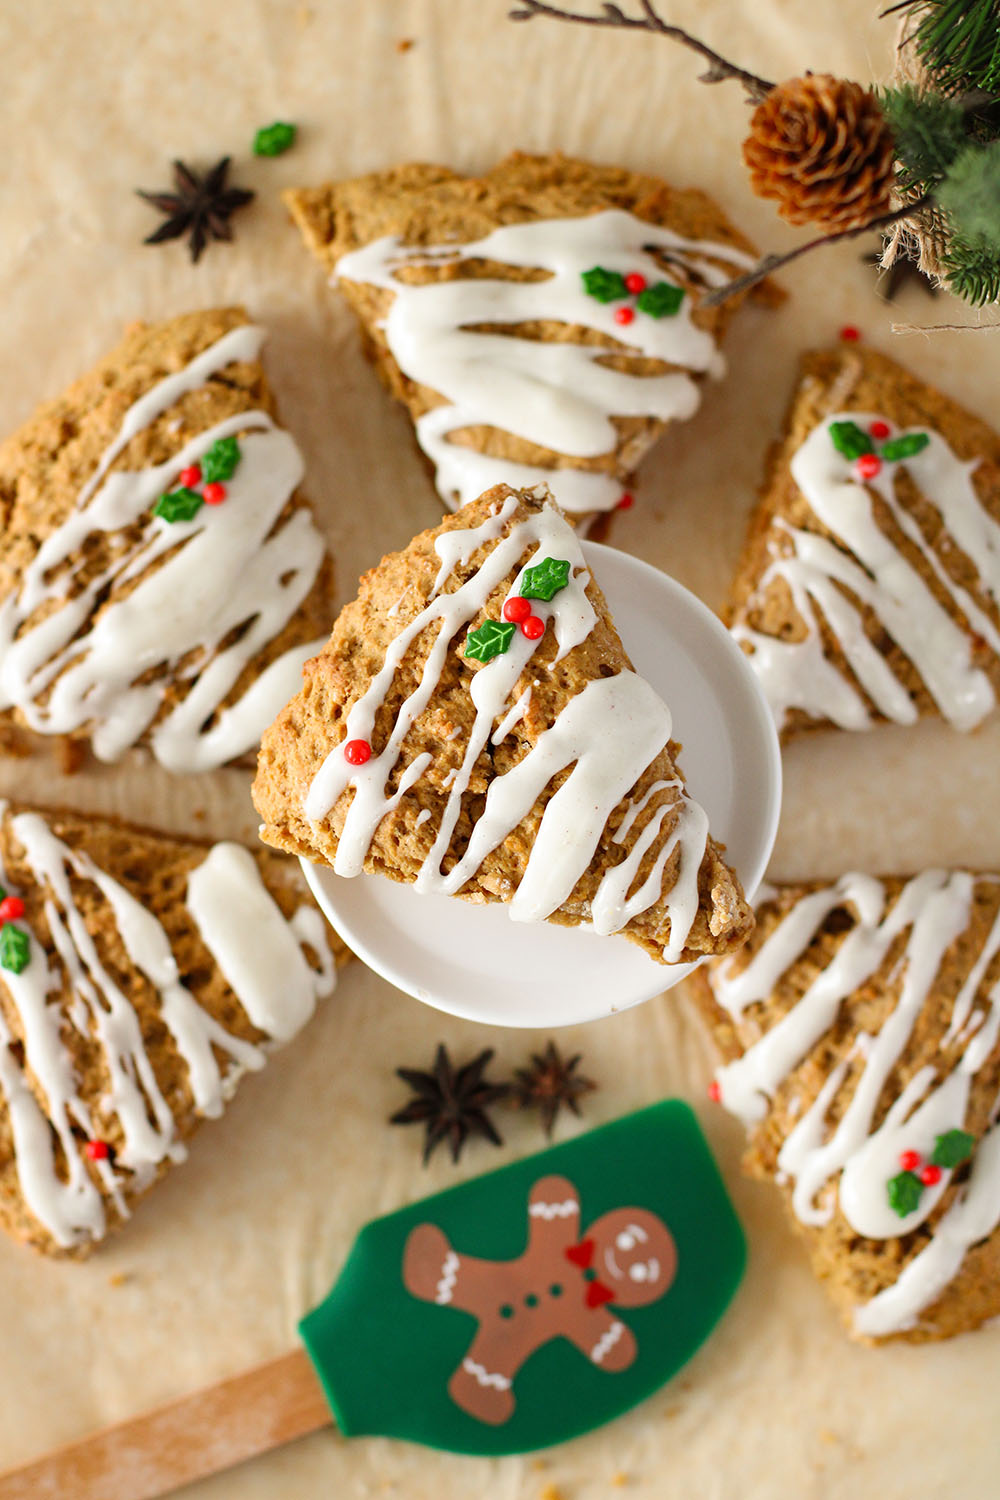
[403, 1173, 677, 1424]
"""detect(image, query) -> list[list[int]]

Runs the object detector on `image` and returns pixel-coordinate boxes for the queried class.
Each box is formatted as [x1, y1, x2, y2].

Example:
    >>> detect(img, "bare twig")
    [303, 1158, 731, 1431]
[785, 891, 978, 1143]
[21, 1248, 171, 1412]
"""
[699, 196, 934, 306]
[509, 0, 775, 101]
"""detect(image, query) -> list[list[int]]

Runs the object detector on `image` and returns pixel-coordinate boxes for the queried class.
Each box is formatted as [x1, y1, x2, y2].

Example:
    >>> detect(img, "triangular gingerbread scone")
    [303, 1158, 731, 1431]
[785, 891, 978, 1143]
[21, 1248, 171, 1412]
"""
[727, 345, 1000, 737]
[0, 308, 335, 771]
[0, 800, 347, 1257]
[285, 151, 767, 531]
[254, 484, 753, 965]
[690, 872, 1000, 1342]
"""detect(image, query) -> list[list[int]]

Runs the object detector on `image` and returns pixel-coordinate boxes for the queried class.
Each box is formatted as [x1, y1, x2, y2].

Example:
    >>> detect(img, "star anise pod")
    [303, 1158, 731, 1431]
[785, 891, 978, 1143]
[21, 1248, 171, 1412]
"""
[136, 157, 255, 263]
[511, 1041, 596, 1137]
[390, 1044, 509, 1164]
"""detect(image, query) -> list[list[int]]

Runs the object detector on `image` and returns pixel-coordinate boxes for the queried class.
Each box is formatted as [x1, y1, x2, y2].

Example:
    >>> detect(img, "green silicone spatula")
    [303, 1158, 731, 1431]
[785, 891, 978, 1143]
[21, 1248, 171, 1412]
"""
[0, 1103, 745, 1500]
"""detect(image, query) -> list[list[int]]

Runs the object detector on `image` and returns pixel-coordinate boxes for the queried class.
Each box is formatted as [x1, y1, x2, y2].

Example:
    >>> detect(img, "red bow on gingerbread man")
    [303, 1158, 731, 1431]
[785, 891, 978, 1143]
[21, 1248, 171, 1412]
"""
[564, 1237, 616, 1307]
[403, 1173, 678, 1425]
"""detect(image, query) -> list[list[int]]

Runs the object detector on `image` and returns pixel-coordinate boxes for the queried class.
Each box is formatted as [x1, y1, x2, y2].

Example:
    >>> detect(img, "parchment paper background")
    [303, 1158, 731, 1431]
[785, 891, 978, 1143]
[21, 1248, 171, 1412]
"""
[1, 2, 999, 1496]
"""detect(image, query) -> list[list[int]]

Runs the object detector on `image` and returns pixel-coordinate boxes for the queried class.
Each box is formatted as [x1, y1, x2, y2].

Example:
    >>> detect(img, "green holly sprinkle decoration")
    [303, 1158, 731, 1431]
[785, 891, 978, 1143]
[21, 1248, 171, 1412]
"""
[0, 925, 29, 975]
[153, 487, 204, 524]
[253, 121, 297, 157]
[636, 281, 685, 318]
[879, 432, 931, 463]
[201, 436, 242, 483]
[829, 420, 876, 461]
[519, 557, 571, 603]
[931, 1128, 975, 1168]
[887, 1170, 924, 1217]
[581, 266, 628, 303]
[465, 619, 516, 663]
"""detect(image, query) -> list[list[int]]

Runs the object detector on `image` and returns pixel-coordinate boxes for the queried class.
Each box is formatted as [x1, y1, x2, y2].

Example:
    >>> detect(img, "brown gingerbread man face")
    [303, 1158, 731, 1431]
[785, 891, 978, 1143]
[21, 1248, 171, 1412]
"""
[586, 1208, 677, 1308]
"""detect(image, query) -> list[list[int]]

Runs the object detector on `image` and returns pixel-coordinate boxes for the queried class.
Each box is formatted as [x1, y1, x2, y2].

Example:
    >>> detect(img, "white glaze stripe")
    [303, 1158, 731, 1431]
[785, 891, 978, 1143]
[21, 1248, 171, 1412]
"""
[336, 210, 753, 514]
[305, 492, 714, 959]
[0, 324, 327, 770]
[735, 415, 1000, 732]
[708, 871, 1000, 1334]
[0, 805, 334, 1248]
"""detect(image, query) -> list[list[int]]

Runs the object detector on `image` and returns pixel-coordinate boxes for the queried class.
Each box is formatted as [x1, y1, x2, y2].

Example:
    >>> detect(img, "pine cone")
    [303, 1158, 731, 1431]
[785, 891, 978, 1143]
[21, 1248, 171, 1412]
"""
[743, 75, 896, 234]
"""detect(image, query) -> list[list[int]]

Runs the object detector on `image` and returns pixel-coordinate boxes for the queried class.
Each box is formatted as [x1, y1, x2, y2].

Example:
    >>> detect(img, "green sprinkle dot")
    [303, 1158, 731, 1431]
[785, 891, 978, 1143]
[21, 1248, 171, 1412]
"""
[524, 1293, 539, 1308]
[153, 487, 203, 524]
[931, 1128, 976, 1168]
[465, 619, 516, 664]
[499, 1303, 514, 1320]
[0, 925, 30, 975]
[201, 436, 241, 484]
[253, 121, 297, 157]
[636, 280, 684, 318]
[581, 266, 628, 303]
[583, 1267, 597, 1282]
[829, 420, 875, 461]
[887, 1169, 924, 1217]
[519, 557, 571, 603]
[548, 1283, 563, 1298]
[880, 431, 930, 463]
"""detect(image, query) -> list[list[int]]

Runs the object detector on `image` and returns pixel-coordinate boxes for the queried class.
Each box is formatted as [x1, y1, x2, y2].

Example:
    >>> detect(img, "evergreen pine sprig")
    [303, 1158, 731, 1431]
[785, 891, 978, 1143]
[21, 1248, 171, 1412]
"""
[880, 83, 968, 188]
[879, 79, 1000, 305]
[888, 0, 1000, 96]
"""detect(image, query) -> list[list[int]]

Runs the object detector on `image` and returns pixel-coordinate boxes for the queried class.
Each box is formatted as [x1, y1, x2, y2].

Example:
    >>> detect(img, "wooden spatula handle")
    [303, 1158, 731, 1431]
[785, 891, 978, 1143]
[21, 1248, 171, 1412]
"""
[0, 1347, 331, 1500]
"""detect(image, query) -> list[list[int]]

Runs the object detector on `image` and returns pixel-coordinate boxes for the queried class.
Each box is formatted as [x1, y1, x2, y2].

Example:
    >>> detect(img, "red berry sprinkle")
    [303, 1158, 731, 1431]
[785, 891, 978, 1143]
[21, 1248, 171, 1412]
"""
[344, 739, 372, 766]
[0, 896, 25, 924]
[708, 1079, 722, 1103]
[202, 481, 227, 505]
[179, 464, 202, 488]
[614, 306, 635, 325]
[839, 325, 861, 342]
[85, 1140, 111, 1162]
[617, 491, 635, 510]
[899, 1149, 921, 1172]
[920, 1164, 943, 1187]
[855, 453, 882, 481]
[503, 596, 532, 624]
[624, 272, 647, 295]
[869, 420, 891, 440]
[521, 615, 546, 641]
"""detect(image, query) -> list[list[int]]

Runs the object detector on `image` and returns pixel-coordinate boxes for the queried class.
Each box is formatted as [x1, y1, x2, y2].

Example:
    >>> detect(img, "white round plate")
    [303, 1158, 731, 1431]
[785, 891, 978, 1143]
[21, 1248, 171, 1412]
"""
[302, 540, 781, 1028]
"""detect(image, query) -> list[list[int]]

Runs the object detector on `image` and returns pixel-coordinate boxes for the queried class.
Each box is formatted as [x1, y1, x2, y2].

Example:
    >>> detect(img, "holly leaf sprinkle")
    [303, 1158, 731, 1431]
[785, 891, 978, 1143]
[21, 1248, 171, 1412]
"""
[582, 266, 628, 303]
[0, 925, 29, 975]
[519, 556, 571, 602]
[153, 487, 204, 524]
[253, 121, 297, 157]
[829, 420, 875, 460]
[931, 1128, 975, 1168]
[465, 619, 516, 663]
[201, 436, 242, 483]
[887, 1170, 924, 1217]
[880, 432, 930, 463]
[637, 281, 685, 318]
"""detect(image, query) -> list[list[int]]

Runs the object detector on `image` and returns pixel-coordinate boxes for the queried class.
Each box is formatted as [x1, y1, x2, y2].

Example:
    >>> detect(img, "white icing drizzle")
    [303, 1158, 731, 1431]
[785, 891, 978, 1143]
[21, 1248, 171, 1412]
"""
[0, 806, 334, 1249]
[306, 494, 712, 957]
[708, 870, 1000, 1333]
[0, 325, 328, 770]
[336, 210, 753, 514]
[491, 686, 532, 746]
[734, 415, 1000, 732]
